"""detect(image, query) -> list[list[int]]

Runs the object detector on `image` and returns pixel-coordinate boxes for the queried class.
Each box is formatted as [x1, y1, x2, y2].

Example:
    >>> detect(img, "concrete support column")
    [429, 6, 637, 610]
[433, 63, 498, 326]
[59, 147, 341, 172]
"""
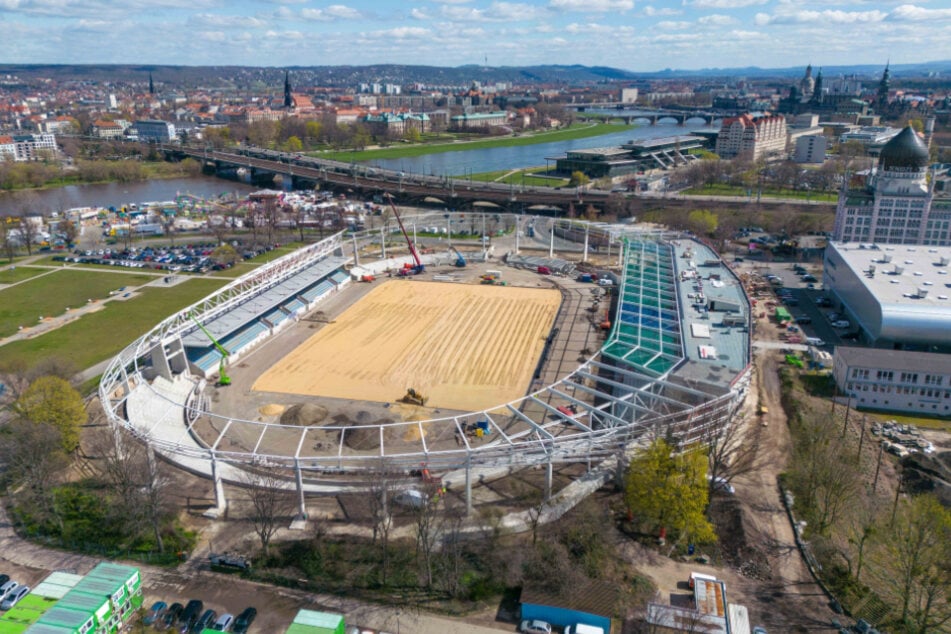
[380, 225, 387, 260]
[352, 234, 360, 267]
[544, 458, 553, 502]
[465, 454, 473, 515]
[549, 219, 555, 259]
[583, 225, 589, 263]
[205, 454, 227, 518]
[294, 459, 307, 521]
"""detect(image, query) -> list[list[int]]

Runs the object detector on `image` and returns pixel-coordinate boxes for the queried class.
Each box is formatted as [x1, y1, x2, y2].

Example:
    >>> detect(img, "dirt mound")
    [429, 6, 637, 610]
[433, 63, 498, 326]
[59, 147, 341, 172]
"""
[259, 403, 285, 417]
[709, 497, 772, 581]
[901, 451, 951, 507]
[280, 403, 329, 426]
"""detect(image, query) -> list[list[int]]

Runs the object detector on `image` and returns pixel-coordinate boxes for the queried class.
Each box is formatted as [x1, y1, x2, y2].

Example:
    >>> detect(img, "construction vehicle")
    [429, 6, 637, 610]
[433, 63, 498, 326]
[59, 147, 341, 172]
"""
[189, 312, 232, 386]
[399, 387, 428, 406]
[386, 195, 424, 276]
[449, 246, 466, 268]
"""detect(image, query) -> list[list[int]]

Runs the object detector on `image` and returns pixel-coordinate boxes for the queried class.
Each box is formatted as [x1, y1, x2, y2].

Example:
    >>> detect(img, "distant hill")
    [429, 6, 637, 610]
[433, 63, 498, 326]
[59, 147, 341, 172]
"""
[1, 61, 949, 89]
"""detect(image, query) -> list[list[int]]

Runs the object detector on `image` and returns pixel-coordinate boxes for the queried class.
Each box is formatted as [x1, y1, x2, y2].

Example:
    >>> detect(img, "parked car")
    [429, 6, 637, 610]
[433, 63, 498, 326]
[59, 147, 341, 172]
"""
[520, 620, 553, 634]
[0, 581, 18, 602]
[192, 609, 217, 633]
[161, 603, 184, 630]
[1, 586, 29, 610]
[707, 475, 736, 494]
[144, 601, 168, 625]
[179, 600, 203, 633]
[832, 320, 851, 328]
[212, 613, 234, 631]
[232, 607, 257, 634]
[0, 576, 9, 589]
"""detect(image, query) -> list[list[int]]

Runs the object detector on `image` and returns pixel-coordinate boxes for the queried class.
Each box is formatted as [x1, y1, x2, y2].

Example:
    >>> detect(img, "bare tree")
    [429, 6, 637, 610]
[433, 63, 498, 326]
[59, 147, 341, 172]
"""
[17, 210, 40, 256]
[0, 420, 68, 530]
[242, 471, 295, 558]
[704, 413, 761, 497]
[59, 219, 79, 247]
[367, 470, 397, 586]
[0, 218, 16, 262]
[413, 483, 445, 589]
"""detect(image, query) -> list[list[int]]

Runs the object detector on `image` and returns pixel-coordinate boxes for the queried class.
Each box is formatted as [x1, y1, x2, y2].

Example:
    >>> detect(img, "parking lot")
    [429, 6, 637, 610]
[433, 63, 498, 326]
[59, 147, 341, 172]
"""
[52, 243, 279, 274]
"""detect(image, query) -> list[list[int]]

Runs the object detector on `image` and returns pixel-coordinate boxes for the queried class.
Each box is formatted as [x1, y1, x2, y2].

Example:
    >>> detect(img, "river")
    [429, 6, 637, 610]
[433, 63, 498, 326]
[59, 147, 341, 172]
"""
[2, 122, 716, 213]
[0, 178, 257, 215]
[367, 121, 717, 176]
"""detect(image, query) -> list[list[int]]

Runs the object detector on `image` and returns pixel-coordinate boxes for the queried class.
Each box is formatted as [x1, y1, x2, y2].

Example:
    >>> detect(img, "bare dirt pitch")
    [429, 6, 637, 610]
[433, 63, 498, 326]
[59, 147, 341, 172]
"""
[253, 279, 561, 411]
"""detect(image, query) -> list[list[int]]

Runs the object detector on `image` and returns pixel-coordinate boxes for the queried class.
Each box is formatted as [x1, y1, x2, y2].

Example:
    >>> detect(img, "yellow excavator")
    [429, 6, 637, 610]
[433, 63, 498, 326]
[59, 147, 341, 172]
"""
[399, 388, 427, 406]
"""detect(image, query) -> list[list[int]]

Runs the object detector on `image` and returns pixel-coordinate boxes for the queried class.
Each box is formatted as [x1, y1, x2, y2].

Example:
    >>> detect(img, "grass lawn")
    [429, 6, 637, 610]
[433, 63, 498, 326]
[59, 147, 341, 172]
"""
[683, 183, 838, 202]
[467, 167, 570, 187]
[325, 123, 636, 162]
[0, 279, 225, 371]
[0, 270, 158, 338]
[0, 266, 48, 285]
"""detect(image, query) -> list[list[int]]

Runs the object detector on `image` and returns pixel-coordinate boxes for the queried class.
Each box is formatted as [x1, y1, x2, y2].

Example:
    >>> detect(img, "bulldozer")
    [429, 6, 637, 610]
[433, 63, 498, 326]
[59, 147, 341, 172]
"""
[399, 388, 428, 406]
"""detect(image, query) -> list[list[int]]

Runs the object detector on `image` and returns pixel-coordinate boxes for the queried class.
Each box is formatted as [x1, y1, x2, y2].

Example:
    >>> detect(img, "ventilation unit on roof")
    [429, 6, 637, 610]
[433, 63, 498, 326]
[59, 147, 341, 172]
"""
[918, 287, 930, 298]
[938, 256, 949, 266]
[881, 254, 893, 263]
[893, 265, 904, 275]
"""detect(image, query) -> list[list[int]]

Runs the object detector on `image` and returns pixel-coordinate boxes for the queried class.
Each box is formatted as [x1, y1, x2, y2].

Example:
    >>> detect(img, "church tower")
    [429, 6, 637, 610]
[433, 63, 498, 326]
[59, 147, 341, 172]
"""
[877, 63, 891, 112]
[810, 68, 824, 105]
[148, 72, 155, 95]
[799, 64, 815, 101]
[283, 70, 295, 109]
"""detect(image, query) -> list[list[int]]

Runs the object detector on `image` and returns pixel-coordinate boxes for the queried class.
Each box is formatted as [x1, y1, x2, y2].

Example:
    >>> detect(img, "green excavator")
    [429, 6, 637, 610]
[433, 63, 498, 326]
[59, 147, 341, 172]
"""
[190, 312, 232, 387]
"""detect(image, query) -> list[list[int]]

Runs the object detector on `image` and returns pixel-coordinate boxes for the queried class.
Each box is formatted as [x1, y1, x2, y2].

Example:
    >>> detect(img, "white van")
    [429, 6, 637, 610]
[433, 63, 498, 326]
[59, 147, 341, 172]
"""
[598, 278, 614, 287]
[805, 337, 825, 347]
[565, 625, 605, 634]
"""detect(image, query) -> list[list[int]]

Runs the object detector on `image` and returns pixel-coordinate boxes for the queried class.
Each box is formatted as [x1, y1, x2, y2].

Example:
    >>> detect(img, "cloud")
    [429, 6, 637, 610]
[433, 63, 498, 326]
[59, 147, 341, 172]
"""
[363, 26, 432, 39]
[754, 8, 887, 25]
[688, 0, 767, 8]
[299, 4, 361, 21]
[643, 6, 681, 16]
[549, 0, 634, 12]
[889, 4, 951, 21]
[439, 2, 545, 22]
[410, 7, 431, 19]
[192, 13, 267, 28]
[657, 20, 691, 29]
[698, 13, 736, 25]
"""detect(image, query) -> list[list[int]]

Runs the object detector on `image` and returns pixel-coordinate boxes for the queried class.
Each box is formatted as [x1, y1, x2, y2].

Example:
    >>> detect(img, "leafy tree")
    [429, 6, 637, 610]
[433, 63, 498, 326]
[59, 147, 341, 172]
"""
[568, 171, 591, 187]
[283, 136, 303, 153]
[15, 376, 86, 452]
[403, 127, 422, 143]
[304, 121, 323, 145]
[624, 439, 716, 546]
[210, 244, 239, 267]
[687, 209, 718, 236]
[868, 494, 951, 632]
[59, 219, 79, 246]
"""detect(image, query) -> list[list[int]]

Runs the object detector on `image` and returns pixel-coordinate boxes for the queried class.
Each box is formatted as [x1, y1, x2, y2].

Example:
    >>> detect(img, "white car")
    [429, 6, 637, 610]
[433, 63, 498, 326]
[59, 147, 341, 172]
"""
[520, 619, 553, 634]
[1, 586, 29, 610]
[832, 320, 851, 329]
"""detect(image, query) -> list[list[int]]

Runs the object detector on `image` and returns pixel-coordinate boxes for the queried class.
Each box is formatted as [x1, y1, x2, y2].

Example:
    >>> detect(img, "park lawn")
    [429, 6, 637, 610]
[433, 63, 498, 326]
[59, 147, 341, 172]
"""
[0, 278, 225, 371]
[0, 266, 48, 285]
[467, 167, 570, 187]
[330, 123, 636, 162]
[684, 183, 837, 202]
[0, 270, 157, 338]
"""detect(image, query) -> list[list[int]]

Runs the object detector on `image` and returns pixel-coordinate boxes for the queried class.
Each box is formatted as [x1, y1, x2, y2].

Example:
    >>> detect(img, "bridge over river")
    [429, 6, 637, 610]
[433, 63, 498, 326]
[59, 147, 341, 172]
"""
[164, 146, 615, 214]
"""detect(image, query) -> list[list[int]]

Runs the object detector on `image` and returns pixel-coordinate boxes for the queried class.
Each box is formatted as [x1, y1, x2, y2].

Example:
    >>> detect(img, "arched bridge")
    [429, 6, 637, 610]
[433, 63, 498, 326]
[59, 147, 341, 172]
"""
[164, 146, 614, 213]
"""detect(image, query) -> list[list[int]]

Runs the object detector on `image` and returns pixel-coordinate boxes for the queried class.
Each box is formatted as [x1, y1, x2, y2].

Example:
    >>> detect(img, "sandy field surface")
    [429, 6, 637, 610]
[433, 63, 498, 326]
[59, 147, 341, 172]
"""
[253, 279, 561, 411]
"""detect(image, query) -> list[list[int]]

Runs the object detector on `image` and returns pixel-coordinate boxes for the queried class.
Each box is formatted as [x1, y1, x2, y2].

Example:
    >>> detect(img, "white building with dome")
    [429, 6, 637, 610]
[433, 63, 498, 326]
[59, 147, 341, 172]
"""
[832, 126, 950, 245]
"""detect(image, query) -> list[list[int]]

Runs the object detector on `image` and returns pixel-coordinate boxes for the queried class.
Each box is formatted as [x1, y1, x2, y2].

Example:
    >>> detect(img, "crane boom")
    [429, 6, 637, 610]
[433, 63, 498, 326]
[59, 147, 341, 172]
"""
[387, 195, 423, 272]
[189, 311, 232, 386]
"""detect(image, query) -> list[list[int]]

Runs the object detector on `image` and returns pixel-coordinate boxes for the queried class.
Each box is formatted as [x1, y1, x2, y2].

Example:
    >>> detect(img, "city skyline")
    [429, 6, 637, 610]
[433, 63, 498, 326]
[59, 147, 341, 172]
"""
[2, 0, 951, 72]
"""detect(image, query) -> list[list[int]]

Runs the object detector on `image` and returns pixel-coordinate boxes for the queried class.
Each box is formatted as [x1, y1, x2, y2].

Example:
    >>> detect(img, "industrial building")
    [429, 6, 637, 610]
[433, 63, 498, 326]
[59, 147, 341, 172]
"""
[552, 135, 707, 178]
[0, 563, 142, 634]
[822, 241, 951, 349]
[833, 347, 951, 415]
[832, 126, 951, 245]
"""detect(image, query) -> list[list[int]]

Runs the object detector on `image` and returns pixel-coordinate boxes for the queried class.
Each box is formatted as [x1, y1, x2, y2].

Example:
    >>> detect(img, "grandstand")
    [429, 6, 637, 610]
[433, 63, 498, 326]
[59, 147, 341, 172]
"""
[100, 216, 752, 518]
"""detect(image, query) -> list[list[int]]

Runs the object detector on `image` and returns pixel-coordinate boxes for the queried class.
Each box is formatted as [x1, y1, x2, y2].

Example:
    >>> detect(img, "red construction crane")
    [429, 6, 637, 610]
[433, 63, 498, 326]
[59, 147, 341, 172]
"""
[387, 195, 424, 275]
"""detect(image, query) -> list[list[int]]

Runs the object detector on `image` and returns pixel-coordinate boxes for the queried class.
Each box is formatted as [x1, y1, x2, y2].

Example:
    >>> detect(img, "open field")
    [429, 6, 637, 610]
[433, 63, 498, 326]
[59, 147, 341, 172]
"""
[0, 266, 46, 285]
[683, 182, 838, 202]
[253, 280, 561, 411]
[330, 123, 636, 162]
[0, 278, 224, 370]
[0, 269, 157, 337]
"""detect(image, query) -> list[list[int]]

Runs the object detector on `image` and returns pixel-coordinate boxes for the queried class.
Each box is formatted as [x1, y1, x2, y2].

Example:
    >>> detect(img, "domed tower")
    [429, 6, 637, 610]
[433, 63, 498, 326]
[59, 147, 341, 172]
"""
[873, 126, 930, 195]
[799, 64, 815, 101]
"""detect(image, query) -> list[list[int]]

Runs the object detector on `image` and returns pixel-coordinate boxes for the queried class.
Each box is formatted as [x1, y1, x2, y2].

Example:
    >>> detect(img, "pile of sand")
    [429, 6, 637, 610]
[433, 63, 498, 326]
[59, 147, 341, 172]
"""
[259, 403, 286, 417]
[280, 403, 329, 426]
[341, 417, 392, 451]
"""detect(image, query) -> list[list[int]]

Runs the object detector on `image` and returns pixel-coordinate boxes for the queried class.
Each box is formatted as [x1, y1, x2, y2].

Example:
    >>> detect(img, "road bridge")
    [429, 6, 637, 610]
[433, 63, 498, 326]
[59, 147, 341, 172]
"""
[163, 146, 614, 214]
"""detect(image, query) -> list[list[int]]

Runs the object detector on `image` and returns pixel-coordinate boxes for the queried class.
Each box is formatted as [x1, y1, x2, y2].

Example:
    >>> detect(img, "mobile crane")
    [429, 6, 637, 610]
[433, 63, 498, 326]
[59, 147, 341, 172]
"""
[386, 195, 424, 276]
[190, 312, 232, 386]
[449, 246, 466, 268]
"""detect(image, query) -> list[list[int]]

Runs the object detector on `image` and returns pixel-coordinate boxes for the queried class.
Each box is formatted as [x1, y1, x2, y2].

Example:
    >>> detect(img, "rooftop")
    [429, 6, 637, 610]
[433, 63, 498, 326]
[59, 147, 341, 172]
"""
[828, 242, 951, 306]
[836, 346, 951, 373]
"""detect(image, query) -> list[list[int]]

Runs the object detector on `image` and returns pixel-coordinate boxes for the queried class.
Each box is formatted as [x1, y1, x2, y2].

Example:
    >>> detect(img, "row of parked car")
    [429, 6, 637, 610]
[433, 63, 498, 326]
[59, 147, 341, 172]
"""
[53, 243, 278, 274]
[141, 599, 257, 633]
[0, 575, 31, 611]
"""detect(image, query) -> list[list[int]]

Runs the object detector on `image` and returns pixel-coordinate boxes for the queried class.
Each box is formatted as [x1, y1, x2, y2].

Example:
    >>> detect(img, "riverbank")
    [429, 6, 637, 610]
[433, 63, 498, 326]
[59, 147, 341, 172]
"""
[0, 159, 201, 196]
[324, 122, 637, 162]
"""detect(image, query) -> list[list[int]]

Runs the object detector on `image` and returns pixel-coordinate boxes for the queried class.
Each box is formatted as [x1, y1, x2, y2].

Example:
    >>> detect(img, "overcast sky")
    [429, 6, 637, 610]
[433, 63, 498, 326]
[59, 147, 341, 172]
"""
[2, 0, 951, 71]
